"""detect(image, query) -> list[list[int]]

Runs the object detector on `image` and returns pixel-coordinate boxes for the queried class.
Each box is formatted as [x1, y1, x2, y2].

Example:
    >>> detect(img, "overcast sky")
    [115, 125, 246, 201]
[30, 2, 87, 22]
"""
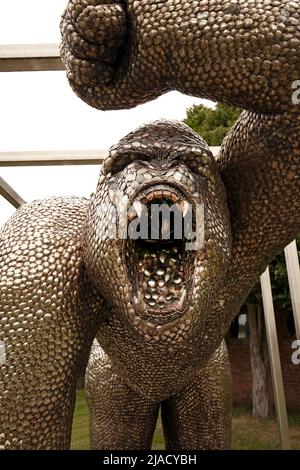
[0, 0, 214, 226]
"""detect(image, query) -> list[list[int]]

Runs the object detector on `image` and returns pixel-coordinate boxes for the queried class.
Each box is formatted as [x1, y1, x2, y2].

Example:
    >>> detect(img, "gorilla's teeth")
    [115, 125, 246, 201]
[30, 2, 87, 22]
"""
[165, 273, 171, 282]
[128, 207, 138, 222]
[139, 291, 146, 308]
[144, 269, 151, 277]
[135, 291, 146, 310]
[133, 201, 143, 219]
[159, 254, 166, 264]
[148, 279, 156, 288]
[174, 276, 183, 285]
[181, 200, 190, 217]
[157, 269, 165, 276]
[178, 290, 187, 310]
[162, 219, 170, 234]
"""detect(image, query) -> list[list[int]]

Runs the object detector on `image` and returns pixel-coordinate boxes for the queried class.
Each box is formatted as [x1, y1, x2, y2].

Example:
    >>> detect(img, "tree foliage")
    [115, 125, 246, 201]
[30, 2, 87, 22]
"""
[184, 103, 242, 146]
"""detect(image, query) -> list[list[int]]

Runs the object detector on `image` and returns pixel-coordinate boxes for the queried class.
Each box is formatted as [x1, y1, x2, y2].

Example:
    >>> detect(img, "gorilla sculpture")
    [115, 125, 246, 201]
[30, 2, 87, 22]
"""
[0, 0, 299, 450]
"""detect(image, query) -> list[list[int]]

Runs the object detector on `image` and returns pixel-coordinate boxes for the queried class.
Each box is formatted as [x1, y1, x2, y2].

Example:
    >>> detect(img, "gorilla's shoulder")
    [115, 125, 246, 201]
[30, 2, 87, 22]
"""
[0, 196, 90, 239]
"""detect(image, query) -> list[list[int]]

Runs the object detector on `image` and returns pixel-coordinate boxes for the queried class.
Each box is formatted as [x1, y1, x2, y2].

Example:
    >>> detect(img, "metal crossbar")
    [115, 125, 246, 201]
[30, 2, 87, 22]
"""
[0, 150, 106, 166]
[0, 44, 63, 72]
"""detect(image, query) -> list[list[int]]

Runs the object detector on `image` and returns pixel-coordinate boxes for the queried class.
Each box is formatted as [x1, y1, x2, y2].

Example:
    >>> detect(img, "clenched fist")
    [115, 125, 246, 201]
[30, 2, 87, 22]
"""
[60, 0, 170, 110]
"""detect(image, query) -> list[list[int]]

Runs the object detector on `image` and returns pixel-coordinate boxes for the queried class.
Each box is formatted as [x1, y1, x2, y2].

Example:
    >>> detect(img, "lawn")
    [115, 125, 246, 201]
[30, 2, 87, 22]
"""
[71, 389, 300, 450]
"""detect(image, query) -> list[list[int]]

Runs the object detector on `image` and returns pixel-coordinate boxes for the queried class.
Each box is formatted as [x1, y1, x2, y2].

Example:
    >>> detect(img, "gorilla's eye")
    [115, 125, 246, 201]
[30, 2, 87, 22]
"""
[109, 154, 150, 176]
[134, 160, 152, 168]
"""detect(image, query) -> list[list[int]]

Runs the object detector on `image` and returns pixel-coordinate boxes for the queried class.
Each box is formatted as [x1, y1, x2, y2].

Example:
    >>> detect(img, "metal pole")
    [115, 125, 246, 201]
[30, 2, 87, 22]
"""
[0, 150, 106, 167]
[0, 176, 25, 208]
[284, 240, 300, 341]
[260, 267, 291, 450]
[0, 44, 63, 72]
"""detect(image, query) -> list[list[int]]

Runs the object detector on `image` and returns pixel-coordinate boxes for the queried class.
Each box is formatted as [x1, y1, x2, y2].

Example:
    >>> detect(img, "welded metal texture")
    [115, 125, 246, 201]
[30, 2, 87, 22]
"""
[0, 0, 299, 450]
[0, 197, 105, 449]
[60, 0, 300, 112]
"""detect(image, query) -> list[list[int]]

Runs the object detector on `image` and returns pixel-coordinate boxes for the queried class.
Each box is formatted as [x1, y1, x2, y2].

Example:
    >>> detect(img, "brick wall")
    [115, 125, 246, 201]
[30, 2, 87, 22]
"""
[228, 337, 253, 404]
[228, 311, 300, 410]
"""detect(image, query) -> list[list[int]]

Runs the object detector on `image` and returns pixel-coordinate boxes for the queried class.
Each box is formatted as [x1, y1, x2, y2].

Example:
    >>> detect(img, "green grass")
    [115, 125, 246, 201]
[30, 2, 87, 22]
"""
[71, 389, 90, 450]
[71, 390, 300, 450]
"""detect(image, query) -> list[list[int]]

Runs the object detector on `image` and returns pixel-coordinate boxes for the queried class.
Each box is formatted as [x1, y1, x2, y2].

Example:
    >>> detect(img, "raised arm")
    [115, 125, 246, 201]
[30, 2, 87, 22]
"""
[216, 108, 300, 329]
[61, 0, 300, 113]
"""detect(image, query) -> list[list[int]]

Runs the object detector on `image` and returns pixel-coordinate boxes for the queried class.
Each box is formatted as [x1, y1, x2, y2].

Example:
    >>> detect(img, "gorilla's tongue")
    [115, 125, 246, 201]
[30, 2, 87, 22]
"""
[136, 243, 187, 313]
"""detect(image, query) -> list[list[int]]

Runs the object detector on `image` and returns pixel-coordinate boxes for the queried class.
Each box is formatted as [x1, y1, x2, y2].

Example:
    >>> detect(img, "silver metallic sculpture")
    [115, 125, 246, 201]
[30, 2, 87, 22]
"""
[0, 0, 299, 450]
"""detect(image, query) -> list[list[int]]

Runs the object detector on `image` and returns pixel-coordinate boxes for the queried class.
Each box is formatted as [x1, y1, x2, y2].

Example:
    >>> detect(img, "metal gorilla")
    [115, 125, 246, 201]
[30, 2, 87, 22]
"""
[0, 0, 299, 450]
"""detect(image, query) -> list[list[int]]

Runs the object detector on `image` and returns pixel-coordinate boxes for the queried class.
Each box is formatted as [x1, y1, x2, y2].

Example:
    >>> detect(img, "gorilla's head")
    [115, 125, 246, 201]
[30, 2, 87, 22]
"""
[83, 120, 231, 343]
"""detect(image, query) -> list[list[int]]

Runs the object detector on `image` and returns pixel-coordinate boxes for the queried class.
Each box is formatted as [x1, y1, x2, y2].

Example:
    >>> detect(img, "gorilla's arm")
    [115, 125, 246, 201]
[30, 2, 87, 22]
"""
[217, 110, 300, 328]
[0, 197, 104, 449]
[61, 0, 299, 113]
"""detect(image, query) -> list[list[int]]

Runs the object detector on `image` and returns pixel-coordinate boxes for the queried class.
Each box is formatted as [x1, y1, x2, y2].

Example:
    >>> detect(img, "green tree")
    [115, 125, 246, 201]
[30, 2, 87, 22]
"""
[184, 103, 242, 146]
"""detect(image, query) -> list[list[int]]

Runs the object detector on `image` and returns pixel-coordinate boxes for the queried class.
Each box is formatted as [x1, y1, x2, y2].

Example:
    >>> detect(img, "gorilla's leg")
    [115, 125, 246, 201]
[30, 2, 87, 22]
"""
[86, 341, 159, 450]
[161, 341, 232, 450]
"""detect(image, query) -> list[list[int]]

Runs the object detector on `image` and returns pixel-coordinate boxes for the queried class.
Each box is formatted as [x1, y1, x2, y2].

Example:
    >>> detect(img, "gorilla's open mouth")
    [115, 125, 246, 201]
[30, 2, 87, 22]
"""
[123, 184, 197, 321]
